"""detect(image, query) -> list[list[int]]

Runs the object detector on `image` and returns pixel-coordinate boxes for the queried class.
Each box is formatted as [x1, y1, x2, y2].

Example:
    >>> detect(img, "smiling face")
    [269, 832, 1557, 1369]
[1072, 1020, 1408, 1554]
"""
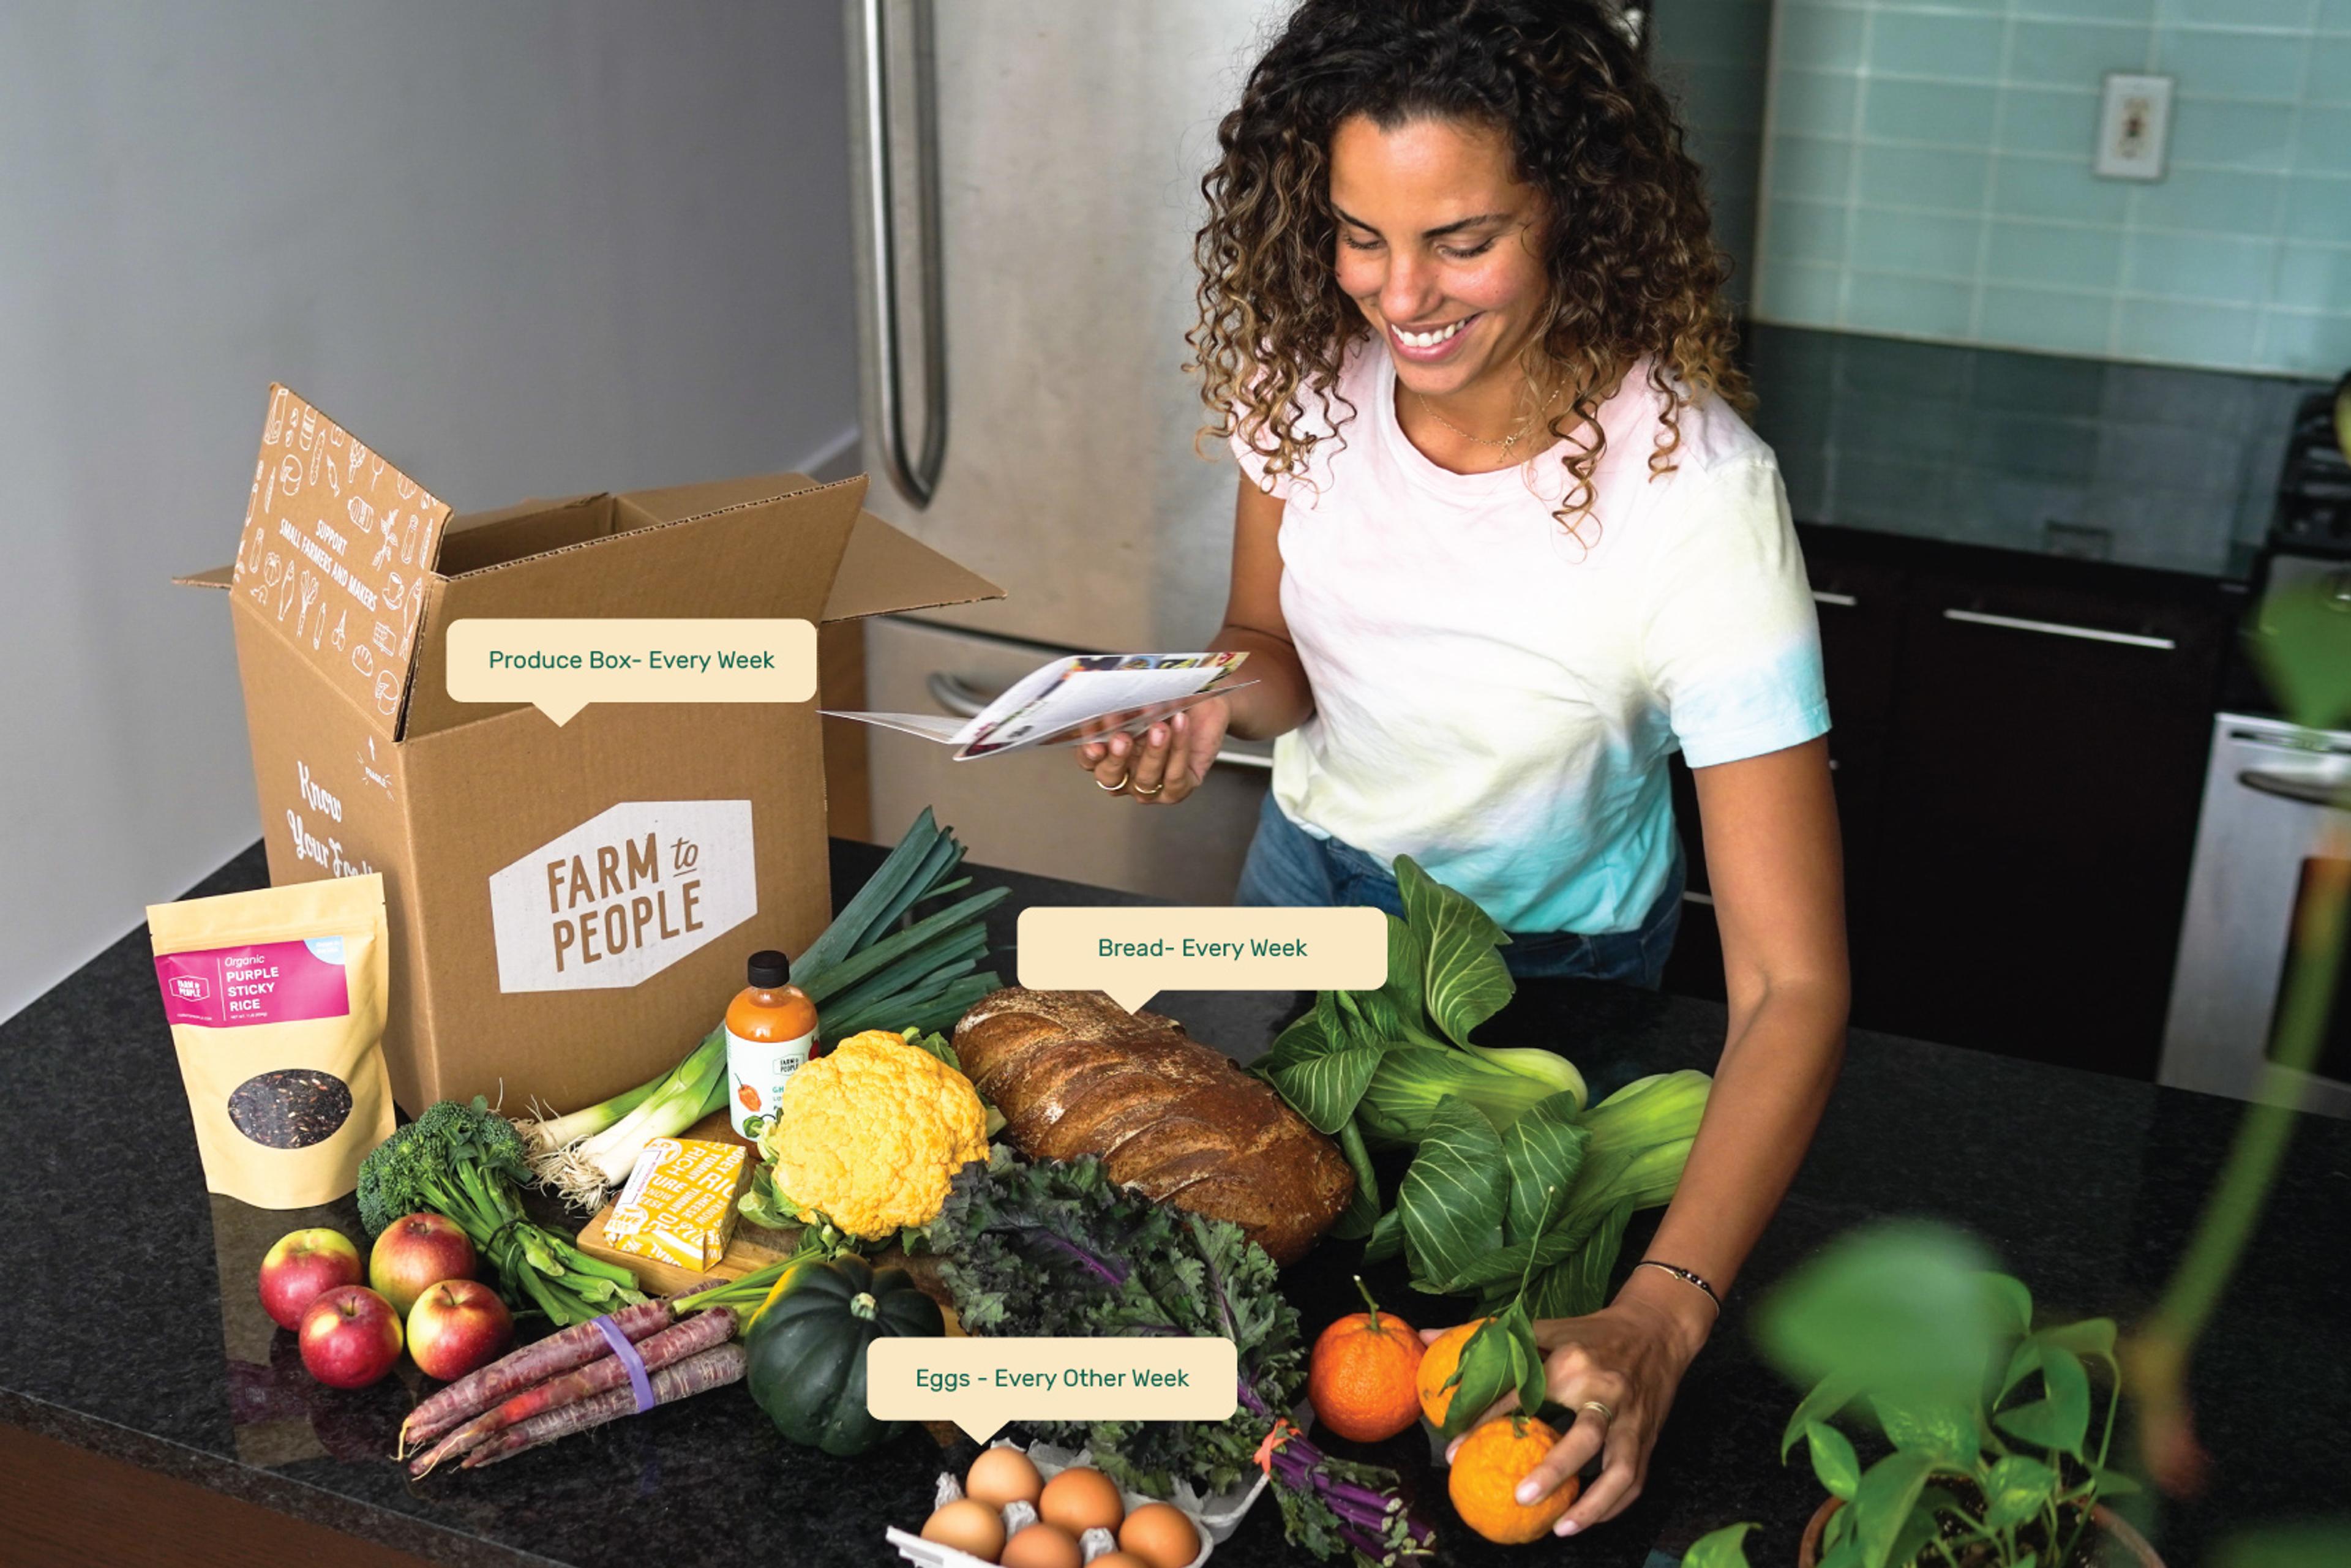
[1328, 112, 1552, 409]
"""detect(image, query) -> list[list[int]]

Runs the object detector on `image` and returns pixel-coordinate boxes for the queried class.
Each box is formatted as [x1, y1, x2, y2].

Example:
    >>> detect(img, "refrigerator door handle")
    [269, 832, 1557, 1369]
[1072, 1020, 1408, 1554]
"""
[923, 670, 992, 718]
[922, 671, 1277, 771]
[861, 0, 948, 508]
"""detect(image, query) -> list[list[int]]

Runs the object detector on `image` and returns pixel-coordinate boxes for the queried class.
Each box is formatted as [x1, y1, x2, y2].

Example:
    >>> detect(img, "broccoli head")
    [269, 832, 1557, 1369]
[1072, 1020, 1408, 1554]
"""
[354, 1096, 530, 1235]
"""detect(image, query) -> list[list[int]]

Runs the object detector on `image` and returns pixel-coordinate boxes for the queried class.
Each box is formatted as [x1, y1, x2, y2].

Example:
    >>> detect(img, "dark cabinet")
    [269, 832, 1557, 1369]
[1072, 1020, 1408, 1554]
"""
[1660, 552, 1900, 1006]
[1663, 524, 2240, 1080]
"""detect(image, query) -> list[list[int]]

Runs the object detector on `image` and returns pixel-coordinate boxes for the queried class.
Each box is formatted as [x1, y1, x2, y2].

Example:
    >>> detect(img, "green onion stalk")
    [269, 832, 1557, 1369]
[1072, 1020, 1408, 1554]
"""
[521, 1027, 731, 1208]
[674, 1221, 860, 1326]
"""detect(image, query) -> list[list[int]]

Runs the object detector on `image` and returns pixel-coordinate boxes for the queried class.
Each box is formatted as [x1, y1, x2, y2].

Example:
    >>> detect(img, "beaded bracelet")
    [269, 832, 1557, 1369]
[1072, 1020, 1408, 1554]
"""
[1633, 1259, 1722, 1315]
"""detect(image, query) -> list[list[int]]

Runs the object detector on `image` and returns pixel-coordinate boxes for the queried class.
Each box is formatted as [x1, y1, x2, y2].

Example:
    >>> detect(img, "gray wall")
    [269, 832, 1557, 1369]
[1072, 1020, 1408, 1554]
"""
[0, 1, 858, 1019]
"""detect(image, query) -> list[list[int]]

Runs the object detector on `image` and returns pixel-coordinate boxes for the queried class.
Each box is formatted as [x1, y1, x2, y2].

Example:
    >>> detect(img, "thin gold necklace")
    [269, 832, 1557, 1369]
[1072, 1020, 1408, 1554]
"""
[1413, 382, 1562, 458]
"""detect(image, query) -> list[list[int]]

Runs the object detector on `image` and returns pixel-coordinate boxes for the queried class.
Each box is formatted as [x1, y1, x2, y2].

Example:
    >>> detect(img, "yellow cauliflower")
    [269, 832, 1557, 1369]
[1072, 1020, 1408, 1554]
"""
[760, 1030, 988, 1239]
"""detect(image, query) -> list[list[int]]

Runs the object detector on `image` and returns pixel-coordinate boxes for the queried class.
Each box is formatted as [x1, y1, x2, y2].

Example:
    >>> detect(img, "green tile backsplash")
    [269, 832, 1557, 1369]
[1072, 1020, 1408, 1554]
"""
[1747, 323, 2325, 572]
[1754, 0, 2351, 377]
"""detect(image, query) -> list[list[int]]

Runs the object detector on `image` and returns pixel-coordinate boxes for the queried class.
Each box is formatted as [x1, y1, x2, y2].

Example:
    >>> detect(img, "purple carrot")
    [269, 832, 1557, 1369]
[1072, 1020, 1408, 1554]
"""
[409, 1308, 737, 1476]
[398, 1296, 678, 1454]
[459, 1343, 748, 1468]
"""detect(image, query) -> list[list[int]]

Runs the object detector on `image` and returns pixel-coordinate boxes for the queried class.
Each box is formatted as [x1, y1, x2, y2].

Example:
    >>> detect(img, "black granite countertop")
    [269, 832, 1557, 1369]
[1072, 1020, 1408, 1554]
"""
[4, 842, 2346, 1567]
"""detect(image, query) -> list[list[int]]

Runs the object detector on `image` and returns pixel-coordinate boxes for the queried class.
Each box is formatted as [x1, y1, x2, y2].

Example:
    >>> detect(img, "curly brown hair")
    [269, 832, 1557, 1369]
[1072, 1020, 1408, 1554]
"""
[1190, 0, 1748, 540]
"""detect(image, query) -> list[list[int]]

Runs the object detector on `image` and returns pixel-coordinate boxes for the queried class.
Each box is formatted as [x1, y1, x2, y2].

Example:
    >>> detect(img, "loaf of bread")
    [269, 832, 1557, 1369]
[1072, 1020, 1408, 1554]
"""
[951, 988, 1354, 1265]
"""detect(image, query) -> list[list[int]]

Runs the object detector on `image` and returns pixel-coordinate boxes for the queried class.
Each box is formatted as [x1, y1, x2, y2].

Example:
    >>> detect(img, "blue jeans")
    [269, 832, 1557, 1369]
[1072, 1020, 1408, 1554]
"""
[1233, 793, 1682, 988]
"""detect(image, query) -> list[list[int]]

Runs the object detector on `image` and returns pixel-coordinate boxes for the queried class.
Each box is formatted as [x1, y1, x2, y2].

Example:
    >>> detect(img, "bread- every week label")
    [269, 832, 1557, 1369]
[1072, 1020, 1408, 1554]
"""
[1017, 907, 1387, 1012]
[867, 1337, 1237, 1442]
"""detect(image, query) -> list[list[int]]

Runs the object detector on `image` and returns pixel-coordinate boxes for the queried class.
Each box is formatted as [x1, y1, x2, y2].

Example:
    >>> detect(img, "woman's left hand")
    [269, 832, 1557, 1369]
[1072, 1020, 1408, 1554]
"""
[1433, 1283, 1712, 1536]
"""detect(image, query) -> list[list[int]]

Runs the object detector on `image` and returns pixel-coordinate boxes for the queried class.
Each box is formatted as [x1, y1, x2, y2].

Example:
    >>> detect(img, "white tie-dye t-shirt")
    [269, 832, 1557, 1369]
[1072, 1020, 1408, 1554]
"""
[1231, 340, 1829, 935]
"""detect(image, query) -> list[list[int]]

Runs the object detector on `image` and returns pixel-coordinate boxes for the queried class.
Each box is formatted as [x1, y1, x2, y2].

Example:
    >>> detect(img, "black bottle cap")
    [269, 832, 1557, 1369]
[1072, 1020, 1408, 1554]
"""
[747, 950, 790, 989]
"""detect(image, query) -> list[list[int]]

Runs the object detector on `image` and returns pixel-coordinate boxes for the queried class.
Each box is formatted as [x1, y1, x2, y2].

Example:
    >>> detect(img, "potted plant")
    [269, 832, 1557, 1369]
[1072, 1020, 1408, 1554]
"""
[1683, 1223, 2161, 1568]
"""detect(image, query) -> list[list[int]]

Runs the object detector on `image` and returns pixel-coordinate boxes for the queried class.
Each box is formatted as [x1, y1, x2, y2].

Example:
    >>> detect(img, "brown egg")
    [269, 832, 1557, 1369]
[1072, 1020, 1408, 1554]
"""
[1117, 1501, 1202, 1568]
[1091, 1556, 1154, 1568]
[1038, 1465, 1125, 1537]
[999, 1521, 1082, 1568]
[921, 1498, 1007, 1562]
[966, 1444, 1045, 1512]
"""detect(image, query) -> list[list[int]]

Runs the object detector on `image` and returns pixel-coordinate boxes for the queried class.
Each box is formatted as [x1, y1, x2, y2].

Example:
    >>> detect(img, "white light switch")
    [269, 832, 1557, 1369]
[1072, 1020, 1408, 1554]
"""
[2094, 72, 2172, 181]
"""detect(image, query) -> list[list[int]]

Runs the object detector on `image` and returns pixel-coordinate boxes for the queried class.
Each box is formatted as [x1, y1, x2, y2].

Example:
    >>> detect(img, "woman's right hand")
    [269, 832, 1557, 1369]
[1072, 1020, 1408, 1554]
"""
[1077, 697, 1229, 806]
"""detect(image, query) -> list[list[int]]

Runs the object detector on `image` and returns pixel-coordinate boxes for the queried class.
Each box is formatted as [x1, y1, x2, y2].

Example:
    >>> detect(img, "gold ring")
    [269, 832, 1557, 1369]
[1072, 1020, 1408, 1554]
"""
[1097, 773, 1130, 792]
[1131, 779, 1166, 796]
[1580, 1400, 1615, 1427]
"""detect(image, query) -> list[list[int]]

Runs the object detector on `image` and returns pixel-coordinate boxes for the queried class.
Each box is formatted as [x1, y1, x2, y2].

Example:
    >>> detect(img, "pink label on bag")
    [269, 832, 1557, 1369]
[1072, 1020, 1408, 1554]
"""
[155, 937, 352, 1027]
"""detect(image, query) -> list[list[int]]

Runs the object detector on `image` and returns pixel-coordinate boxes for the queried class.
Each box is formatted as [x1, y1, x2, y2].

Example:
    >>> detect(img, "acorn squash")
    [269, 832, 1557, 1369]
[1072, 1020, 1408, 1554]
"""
[743, 1253, 943, 1456]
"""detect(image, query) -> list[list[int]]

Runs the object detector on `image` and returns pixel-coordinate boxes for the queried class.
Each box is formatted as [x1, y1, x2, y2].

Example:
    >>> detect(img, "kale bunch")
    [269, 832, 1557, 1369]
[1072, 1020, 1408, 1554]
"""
[357, 1097, 645, 1327]
[909, 1150, 1433, 1566]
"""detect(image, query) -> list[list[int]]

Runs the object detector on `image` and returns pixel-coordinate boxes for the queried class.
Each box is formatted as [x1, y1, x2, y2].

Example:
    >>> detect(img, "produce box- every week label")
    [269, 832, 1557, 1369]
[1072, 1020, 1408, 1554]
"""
[155, 939, 354, 1029]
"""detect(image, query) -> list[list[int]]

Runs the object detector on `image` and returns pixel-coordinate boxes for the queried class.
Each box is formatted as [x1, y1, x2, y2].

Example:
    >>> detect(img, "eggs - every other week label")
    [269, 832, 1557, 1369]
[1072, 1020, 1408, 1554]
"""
[866, 1338, 1238, 1442]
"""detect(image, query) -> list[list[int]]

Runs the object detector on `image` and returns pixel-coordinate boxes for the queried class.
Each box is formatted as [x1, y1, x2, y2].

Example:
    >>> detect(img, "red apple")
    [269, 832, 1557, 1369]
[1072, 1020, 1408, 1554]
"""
[298, 1285, 403, 1390]
[368, 1212, 476, 1318]
[258, 1228, 364, 1330]
[407, 1278, 515, 1382]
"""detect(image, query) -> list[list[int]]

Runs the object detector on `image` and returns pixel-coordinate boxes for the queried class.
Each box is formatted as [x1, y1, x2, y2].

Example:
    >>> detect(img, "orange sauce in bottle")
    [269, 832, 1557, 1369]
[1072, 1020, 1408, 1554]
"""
[724, 949, 817, 1140]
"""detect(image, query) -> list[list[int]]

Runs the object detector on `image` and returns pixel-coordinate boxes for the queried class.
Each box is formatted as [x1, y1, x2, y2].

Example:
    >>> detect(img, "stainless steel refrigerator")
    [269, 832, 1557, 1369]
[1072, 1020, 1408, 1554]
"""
[844, 0, 1287, 901]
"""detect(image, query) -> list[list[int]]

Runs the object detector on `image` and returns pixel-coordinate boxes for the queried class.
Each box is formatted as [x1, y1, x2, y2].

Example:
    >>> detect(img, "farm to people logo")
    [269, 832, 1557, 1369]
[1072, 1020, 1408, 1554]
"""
[487, 801, 756, 992]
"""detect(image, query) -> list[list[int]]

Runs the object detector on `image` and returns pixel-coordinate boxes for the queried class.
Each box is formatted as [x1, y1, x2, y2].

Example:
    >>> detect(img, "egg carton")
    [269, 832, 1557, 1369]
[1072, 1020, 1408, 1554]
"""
[885, 1436, 1253, 1568]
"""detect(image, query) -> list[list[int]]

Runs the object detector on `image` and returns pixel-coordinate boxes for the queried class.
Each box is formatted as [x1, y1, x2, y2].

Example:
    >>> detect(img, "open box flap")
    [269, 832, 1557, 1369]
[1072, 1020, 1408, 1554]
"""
[433, 492, 611, 576]
[399, 475, 871, 740]
[222, 386, 454, 740]
[823, 512, 1003, 623]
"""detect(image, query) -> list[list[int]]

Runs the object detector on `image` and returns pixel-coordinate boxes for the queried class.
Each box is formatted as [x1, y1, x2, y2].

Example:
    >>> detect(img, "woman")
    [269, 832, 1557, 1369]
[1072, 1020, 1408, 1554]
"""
[1074, 0, 1848, 1539]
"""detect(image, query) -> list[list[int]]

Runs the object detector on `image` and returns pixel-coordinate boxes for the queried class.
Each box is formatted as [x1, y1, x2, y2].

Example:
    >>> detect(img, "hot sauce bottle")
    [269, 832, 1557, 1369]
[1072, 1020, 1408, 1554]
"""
[724, 949, 817, 1141]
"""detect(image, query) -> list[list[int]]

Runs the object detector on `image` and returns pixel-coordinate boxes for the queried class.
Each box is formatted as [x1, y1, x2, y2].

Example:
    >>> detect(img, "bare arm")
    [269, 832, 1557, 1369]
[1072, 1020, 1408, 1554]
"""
[1620, 735, 1849, 1342]
[1078, 475, 1315, 800]
[1502, 735, 1849, 1534]
[1209, 474, 1312, 740]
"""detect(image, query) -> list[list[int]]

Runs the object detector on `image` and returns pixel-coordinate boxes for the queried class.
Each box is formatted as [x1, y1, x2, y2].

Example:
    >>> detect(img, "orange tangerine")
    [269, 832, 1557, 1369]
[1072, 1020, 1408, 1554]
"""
[1415, 1317, 1492, 1428]
[1447, 1416, 1578, 1545]
[1306, 1278, 1423, 1442]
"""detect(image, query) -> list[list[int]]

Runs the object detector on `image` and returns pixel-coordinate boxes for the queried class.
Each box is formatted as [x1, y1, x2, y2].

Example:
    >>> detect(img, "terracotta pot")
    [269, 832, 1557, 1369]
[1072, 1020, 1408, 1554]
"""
[1796, 1496, 2164, 1568]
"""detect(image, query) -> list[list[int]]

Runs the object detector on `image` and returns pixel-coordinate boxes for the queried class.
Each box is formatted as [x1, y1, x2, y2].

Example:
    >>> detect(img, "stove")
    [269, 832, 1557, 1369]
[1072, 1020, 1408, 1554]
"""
[2161, 382, 2351, 1116]
[2271, 383, 2351, 560]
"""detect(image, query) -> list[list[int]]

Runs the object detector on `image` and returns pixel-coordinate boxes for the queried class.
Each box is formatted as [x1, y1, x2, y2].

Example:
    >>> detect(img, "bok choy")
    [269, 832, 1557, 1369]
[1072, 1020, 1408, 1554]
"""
[519, 808, 1007, 1208]
[1252, 855, 1710, 1433]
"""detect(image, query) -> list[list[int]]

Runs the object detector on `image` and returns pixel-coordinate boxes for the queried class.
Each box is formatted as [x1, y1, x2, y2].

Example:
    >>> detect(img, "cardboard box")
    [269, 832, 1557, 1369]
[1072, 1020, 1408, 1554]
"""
[180, 385, 998, 1114]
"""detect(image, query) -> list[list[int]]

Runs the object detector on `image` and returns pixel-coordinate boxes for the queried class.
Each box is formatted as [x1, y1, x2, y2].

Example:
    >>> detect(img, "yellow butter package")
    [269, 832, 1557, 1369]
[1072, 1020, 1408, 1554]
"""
[148, 874, 394, 1208]
[605, 1138, 749, 1272]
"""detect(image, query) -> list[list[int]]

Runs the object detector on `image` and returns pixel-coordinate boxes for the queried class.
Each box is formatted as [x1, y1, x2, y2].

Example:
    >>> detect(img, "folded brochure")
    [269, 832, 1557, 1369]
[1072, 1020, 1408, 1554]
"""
[825, 651, 1252, 761]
